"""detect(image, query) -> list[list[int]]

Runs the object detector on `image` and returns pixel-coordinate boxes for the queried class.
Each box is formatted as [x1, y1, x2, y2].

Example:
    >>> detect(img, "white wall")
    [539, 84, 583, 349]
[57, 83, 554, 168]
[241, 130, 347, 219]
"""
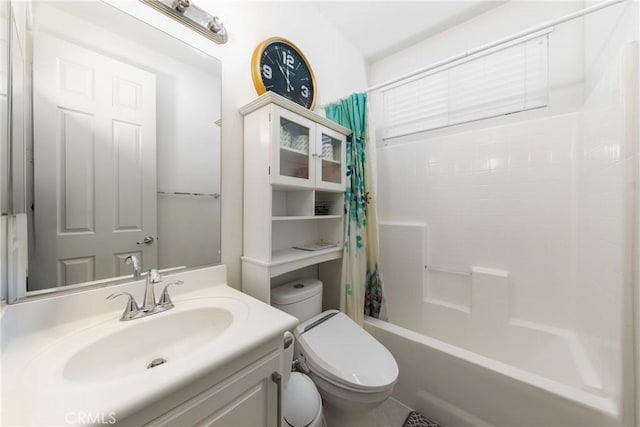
[575, 40, 637, 420]
[377, 112, 579, 328]
[107, 0, 368, 288]
[578, 0, 638, 420]
[584, 0, 640, 93]
[371, 1, 585, 329]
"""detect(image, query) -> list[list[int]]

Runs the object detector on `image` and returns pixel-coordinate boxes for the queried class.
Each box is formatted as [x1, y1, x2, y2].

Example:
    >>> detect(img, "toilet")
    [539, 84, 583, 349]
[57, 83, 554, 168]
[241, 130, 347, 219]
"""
[272, 279, 399, 426]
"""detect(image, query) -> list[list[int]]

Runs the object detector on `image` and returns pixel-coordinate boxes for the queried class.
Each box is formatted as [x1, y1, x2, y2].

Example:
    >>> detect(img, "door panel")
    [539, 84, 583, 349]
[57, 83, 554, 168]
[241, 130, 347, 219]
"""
[57, 256, 95, 286]
[31, 32, 157, 290]
[59, 108, 95, 233]
[113, 120, 143, 231]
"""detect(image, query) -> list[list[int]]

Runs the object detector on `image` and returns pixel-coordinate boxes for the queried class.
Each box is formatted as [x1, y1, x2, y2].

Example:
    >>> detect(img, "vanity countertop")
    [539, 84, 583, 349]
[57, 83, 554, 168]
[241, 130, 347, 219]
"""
[0, 265, 298, 426]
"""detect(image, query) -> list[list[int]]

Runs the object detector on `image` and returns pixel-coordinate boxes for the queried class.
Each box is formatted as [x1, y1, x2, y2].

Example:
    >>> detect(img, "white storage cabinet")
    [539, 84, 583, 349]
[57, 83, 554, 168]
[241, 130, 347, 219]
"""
[240, 93, 350, 303]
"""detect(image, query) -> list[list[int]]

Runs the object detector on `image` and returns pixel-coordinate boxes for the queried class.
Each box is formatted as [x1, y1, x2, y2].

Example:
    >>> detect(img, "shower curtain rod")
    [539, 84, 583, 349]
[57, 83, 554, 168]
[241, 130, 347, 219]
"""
[366, 0, 628, 93]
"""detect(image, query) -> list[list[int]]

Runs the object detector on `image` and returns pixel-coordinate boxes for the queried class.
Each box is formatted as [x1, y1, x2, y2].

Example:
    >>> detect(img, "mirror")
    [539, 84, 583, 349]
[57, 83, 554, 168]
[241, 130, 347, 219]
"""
[9, 0, 221, 298]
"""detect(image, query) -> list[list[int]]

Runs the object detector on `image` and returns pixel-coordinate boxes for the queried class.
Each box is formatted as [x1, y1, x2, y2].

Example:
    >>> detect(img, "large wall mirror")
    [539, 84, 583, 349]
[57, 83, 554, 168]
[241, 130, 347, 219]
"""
[7, 0, 221, 300]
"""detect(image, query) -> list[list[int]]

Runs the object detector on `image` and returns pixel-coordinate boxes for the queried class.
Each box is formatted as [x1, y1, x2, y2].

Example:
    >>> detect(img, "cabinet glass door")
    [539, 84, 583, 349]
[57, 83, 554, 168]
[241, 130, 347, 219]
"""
[273, 110, 314, 188]
[316, 129, 345, 191]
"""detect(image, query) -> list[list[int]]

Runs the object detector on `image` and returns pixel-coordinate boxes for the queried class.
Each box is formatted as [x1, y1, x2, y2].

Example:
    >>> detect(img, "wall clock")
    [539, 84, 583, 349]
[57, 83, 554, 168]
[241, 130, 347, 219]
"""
[251, 37, 317, 109]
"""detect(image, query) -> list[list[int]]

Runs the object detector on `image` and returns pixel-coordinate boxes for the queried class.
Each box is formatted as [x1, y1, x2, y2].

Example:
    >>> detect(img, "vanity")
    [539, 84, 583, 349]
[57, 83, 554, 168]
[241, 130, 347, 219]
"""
[1, 1, 301, 425]
[1, 265, 298, 425]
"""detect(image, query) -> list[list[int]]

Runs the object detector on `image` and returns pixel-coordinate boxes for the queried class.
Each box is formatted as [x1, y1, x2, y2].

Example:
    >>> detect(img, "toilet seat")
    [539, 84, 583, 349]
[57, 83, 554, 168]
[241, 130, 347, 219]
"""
[295, 310, 398, 393]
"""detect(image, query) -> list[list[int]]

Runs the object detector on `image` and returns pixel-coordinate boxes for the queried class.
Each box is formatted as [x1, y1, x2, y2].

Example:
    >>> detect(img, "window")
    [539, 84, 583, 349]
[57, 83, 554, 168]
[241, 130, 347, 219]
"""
[377, 31, 550, 140]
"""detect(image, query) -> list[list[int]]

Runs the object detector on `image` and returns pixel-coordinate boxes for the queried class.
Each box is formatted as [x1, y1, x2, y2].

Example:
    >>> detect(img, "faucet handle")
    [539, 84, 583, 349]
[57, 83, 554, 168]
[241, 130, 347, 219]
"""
[107, 292, 140, 321]
[157, 280, 184, 307]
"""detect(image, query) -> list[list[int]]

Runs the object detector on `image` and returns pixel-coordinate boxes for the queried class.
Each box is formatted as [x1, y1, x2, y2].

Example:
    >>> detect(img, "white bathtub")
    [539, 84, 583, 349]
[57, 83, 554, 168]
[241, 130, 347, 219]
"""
[365, 317, 622, 426]
[370, 223, 627, 426]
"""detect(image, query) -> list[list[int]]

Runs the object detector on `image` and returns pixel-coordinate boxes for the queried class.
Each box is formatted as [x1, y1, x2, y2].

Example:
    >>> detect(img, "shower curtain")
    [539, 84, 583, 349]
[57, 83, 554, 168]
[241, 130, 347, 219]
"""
[325, 93, 386, 326]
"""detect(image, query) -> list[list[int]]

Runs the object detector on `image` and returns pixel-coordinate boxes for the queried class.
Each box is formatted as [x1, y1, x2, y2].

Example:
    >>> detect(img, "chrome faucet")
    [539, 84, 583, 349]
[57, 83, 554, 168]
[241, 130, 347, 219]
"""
[142, 269, 162, 312]
[107, 269, 183, 321]
[124, 255, 141, 279]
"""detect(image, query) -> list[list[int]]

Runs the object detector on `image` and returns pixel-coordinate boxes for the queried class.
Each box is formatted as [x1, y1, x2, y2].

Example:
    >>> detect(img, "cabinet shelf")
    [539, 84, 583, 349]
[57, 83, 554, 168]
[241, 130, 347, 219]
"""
[242, 246, 343, 278]
[280, 146, 308, 156]
[272, 246, 342, 265]
[272, 184, 344, 193]
[278, 151, 340, 164]
[272, 215, 342, 221]
[321, 157, 341, 165]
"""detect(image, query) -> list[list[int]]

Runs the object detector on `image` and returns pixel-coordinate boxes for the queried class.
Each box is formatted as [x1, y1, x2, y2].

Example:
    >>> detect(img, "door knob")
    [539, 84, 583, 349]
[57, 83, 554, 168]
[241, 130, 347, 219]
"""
[136, 236, 155, 245]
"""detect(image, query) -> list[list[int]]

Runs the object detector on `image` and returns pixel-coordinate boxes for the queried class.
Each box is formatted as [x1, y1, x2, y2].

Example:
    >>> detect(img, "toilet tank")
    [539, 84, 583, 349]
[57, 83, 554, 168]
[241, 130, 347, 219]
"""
[271, 279, 322, 323]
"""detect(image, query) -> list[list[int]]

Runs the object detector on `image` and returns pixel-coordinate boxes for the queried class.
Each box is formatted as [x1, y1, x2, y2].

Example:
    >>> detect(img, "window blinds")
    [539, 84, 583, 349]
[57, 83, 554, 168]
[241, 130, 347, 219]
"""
[379, 32, 549, 140]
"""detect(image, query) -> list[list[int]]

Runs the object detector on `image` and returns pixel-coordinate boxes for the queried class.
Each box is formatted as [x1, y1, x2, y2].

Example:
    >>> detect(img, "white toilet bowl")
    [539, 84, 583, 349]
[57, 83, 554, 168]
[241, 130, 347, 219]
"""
[272, 280, 399, 426]
[294, 310, 399, 421]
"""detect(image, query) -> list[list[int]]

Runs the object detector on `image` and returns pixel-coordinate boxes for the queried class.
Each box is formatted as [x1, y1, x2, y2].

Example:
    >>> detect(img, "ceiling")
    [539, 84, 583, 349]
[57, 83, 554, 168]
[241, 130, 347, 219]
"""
[309, 1, 507, 62]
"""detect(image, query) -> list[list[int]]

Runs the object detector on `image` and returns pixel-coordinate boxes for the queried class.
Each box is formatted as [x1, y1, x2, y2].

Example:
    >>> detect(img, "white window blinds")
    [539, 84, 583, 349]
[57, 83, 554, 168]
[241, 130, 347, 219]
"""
[379, 32, 549, 140]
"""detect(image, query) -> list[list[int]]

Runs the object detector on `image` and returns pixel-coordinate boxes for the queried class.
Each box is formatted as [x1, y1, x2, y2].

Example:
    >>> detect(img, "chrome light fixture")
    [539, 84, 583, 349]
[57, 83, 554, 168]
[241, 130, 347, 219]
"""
[140, 0, 228, 44]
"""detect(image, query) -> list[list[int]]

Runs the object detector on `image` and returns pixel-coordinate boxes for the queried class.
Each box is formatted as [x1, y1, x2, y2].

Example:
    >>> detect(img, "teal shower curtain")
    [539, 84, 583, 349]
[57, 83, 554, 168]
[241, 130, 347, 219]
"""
[325, 93, 386, 325]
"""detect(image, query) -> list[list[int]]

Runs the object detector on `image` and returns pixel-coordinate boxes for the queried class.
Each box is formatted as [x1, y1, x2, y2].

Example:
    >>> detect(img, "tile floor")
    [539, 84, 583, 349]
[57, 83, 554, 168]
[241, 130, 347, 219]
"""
[372, 397, 414, 427]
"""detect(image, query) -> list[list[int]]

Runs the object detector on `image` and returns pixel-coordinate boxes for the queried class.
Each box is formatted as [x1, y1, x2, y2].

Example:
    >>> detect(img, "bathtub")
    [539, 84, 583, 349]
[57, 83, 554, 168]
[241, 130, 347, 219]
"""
[365, 317, 621, 426]
[367, 223, 625, 426]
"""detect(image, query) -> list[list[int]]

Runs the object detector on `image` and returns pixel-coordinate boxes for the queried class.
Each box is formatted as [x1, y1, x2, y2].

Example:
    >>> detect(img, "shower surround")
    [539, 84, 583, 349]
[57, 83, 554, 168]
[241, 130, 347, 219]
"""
[369, 40, 638, 426]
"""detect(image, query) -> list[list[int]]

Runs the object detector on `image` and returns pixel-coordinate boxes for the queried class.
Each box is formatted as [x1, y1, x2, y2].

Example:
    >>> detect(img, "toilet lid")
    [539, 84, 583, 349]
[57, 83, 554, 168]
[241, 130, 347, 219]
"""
[295, 311, 398, 392]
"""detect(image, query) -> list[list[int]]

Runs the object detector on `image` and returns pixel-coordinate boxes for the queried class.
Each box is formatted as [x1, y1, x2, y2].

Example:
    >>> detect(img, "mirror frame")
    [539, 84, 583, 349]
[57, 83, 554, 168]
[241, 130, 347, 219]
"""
[1, 0, 11, 216]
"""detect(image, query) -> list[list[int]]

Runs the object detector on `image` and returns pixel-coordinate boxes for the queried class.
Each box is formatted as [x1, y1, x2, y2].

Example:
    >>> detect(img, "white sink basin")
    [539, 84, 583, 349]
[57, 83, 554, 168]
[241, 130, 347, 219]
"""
[63, 306, 235, 383]
[19, 296, 250, 387]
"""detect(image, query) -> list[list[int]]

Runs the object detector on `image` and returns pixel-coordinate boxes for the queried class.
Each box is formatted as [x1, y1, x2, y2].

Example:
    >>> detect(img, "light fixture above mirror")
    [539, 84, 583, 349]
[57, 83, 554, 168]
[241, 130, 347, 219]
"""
[140, 0, 228, 44]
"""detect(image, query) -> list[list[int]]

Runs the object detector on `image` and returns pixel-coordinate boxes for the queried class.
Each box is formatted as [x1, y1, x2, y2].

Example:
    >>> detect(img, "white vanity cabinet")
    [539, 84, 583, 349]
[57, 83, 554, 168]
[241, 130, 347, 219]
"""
[1, 266, 299, 427]
[240, 93, 350, 304]
[121, 338, 283, 427]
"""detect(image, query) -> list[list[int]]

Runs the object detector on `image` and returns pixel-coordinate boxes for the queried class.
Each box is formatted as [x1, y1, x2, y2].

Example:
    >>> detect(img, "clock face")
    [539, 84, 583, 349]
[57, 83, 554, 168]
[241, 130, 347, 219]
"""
[252, 38, 316, 109]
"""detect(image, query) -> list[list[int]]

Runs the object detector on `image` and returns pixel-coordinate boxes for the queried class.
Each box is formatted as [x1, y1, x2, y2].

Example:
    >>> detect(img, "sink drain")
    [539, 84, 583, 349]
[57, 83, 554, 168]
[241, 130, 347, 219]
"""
[147, 357, 167, 369]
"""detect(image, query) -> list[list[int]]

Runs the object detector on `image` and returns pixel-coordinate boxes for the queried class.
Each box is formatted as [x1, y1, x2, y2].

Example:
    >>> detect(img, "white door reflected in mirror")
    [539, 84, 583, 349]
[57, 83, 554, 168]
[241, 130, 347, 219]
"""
[32, 33, 158, 290]
[7, 0, 222, 298]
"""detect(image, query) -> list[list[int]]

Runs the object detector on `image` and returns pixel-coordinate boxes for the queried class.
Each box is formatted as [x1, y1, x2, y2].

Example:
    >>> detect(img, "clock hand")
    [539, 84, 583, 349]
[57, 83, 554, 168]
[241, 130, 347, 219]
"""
[276, 62, 287, 77]
[285, 68, 294, 92]
[276, 62, 294, 92]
